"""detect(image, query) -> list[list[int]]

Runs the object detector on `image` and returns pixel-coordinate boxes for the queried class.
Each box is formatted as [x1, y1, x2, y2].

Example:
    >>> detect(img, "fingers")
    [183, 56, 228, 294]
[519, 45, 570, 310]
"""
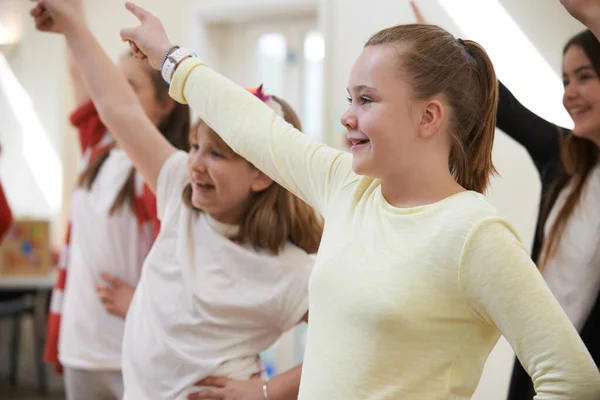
[120, 27, 139, 47]
[30, 3, 45, 17]
[410, 1, 427, 24]
[97, 284, 115, 302]
[97, 285, 116, 313]
[125, 2, 154, 23]
[187, 388, 225, 400]
[100, 272, 124, 287]
[31, 3, 53, 31]
[195, 376, 229, 387]
[249, 371, 262, 380]
[128, 41, 147, 59]
[35, 18, 52, 31]
[97, 284, 124, 316]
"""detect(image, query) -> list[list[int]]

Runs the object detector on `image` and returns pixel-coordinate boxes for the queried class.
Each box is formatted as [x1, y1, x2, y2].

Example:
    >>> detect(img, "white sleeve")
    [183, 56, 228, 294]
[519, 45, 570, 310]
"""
[570, 240, 600, 331]
[276, 254, 314, 333]
[156, 151, 189, 221]
[459, 217, 600, 399]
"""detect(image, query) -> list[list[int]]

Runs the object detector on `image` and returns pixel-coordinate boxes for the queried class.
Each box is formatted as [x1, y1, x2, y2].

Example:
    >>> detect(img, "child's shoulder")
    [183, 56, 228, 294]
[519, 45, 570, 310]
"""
[272, 242, 314, 269]
[445, 191, 500, 219]
[439, 191, 519, 241]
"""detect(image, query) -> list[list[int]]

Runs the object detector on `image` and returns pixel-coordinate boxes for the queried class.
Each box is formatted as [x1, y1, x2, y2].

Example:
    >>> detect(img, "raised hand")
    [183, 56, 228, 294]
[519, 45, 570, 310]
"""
[410, 1, 427, 24]
[29, 0, 81, 34]
[120, 2, 174, 70]
[560, 0, 600, 23]
[560, 0, 600, 42]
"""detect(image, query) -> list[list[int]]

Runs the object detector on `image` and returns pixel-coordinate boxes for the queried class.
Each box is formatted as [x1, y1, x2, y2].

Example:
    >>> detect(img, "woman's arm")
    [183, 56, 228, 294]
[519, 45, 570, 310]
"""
[561, 0, 600, 41]
[65, 0, 89, 107]
[32, 0, 89, 106]
[460, 217, 600, 399]
[31, 0, 175, 192]
[497, 81, 566, 172]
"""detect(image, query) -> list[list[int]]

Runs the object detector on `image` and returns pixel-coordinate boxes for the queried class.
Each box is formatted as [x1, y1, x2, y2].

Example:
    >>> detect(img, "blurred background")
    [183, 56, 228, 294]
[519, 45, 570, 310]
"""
[0, 0, 585, 398]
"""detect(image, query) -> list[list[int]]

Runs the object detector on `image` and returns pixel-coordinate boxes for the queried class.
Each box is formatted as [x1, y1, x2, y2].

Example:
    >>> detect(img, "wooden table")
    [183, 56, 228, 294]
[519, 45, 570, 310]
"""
[0, 272, 56, 290]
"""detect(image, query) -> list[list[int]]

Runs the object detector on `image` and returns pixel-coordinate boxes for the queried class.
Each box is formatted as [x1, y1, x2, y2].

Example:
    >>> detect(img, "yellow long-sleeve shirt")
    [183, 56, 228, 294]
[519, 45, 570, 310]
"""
[170, 57, 600, 399]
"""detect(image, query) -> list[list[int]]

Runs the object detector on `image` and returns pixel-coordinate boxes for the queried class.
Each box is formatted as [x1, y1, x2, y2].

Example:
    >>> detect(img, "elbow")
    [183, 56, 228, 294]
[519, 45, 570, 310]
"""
[533, 361, 600, 399]
[582, 376, 600, 400]
[550, 373, 600, 399]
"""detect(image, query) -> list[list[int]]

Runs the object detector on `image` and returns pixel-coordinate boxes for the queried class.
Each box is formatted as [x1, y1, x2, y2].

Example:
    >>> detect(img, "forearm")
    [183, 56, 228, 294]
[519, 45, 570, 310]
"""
[578, 11, 600, 43]
[497, 81, 562, 167]
[64, 21, 141, 120]
[461, 219, 600, 398]
[265, 364, 302, 400]
[62, 20, 174, 192]
[65, 0, 89, 106]
[588, 22, 600, 42]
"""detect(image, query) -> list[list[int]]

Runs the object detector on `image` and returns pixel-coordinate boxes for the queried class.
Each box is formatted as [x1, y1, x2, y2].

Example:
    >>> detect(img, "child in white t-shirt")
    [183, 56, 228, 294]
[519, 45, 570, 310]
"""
[121, 91, 321, 399]
[30, 3, 322, 400]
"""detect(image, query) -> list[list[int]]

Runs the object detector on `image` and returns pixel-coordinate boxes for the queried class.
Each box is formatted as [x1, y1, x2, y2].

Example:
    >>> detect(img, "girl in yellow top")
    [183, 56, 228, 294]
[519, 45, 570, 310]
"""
[34, 0, 600, 398]
[126, 9, 600, 398]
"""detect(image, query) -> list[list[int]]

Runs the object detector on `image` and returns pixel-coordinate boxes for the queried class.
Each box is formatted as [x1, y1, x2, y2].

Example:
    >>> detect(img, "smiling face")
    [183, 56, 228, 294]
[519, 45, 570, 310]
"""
[562, 44, 600, 146]
[341, 45, 426, 179]
[186, 122, 273, 224]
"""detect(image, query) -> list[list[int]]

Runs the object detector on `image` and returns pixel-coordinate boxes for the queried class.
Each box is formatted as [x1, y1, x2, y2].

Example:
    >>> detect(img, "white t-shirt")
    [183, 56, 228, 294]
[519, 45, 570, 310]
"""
[121, 151, 313, 400]
[544, 163, 600, 332]
[59, 149, 153, 370]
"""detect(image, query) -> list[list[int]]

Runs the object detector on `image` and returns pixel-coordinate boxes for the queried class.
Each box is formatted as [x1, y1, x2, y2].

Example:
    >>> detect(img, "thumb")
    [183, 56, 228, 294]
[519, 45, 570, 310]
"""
[125, 2, 153, 23]
[120, 26, 138, 43]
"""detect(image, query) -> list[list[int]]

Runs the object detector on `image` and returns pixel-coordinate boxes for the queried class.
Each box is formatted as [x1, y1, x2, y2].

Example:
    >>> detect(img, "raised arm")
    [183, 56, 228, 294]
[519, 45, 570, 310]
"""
[407, 2, 566, 171]
[65, 0, 89, 107]
[497, 81, 566, 171]
[460, 218, 600, 399]
[32, 0, 89, 106]
[119, 2, 353, 214]
[31, 0, 175, 192]
[561, 0, 600, 41]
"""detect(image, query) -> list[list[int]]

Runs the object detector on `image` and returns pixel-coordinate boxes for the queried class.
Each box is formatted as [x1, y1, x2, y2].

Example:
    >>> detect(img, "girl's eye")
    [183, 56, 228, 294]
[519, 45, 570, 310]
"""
[359, 96, 372, 105]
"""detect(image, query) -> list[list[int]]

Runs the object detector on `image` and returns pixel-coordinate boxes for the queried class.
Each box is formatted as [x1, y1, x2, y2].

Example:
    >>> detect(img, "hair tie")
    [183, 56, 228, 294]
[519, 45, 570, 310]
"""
[457, 38, 466, 47]
[246, 84, 284, 117]
[247, 84, 271, 102]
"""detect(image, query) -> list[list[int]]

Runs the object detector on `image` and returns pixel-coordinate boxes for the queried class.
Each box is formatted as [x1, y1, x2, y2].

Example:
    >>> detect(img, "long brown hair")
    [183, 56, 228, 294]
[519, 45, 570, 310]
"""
[538, 30, 600, 269]
[79, 55, 190, 215]
[366, 24, 498, 194]
[182, 96, 323, 255]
